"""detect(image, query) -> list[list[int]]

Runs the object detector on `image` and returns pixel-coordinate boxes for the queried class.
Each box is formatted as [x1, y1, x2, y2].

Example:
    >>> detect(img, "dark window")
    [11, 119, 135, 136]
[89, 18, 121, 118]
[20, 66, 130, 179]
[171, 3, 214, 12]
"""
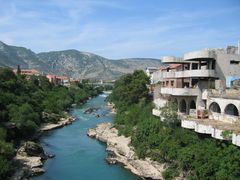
[180, 99, 187, 113]
[212, 60, 216, 69]
[225, 104, 239, 116]
[190, 100, 196, 109]
[192, 63, 198, 70]
[209, 102, 221, 113]
[230, 60, 239, 65]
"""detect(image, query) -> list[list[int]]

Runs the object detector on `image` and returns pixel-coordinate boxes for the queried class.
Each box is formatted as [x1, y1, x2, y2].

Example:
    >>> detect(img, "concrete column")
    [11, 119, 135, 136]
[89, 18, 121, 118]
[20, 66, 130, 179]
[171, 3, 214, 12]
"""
[186, 100, 190, 115]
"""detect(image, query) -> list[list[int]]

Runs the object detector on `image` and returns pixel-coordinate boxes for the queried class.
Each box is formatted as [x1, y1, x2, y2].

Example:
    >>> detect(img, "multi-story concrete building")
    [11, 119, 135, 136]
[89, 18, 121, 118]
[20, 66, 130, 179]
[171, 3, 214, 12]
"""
[152, 45, 240, 146]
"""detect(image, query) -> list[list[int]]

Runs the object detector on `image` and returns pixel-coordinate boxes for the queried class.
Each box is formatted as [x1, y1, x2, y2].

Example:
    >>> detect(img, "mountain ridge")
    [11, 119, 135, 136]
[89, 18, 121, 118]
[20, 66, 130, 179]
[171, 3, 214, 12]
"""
[0, 41, 162, 80]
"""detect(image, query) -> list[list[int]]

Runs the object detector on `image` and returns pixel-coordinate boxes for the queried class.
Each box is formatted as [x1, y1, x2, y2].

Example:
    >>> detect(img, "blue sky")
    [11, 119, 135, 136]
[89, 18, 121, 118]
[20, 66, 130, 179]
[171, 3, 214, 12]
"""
[0, 0, 239, 59]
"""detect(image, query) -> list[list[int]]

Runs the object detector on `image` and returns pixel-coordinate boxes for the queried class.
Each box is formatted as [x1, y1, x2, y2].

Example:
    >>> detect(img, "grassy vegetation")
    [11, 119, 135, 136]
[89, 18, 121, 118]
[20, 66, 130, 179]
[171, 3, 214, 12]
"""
[0, 68, 103, 179]
[108, 70, 240, 179]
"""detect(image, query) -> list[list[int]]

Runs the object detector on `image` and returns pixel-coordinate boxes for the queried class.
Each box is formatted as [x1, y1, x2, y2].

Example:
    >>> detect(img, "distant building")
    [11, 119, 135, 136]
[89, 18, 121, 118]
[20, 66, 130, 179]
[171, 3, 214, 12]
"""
[145, 67, 159, 84]
[57, 76, 70, 87]
[46, 74, 70, 87]
[13, 69, 40, 76]
[152, 45, 240, 146]
[70, 78, 81, 84]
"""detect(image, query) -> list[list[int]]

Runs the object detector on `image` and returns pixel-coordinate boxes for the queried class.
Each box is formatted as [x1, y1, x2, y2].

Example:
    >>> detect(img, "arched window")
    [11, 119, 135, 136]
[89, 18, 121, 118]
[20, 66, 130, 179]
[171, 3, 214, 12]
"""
[180, 99, 187, 113]
[224, 104, 239, 116]
[190, 100, 196, 109]
[209, 102, 221, 113]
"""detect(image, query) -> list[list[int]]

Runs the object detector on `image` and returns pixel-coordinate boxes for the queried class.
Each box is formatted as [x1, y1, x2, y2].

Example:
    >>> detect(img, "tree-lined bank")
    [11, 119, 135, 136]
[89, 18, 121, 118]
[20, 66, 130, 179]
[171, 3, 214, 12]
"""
[0, 68, 103, 179]
[107, 70, 240, 179]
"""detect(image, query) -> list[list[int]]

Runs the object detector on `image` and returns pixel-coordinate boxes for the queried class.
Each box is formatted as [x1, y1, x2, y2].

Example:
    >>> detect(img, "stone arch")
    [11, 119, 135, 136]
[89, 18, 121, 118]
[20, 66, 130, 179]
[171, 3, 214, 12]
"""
[179, 99, 187, 113]
[190, 100, 196, 109]
[209, 102, 221, 113]
[224, 104, 239, 116]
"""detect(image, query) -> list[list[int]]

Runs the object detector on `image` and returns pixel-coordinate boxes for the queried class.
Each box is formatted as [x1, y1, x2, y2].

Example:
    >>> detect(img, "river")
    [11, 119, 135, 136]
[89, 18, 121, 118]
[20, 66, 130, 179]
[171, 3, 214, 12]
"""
[32, 94, 138, 180]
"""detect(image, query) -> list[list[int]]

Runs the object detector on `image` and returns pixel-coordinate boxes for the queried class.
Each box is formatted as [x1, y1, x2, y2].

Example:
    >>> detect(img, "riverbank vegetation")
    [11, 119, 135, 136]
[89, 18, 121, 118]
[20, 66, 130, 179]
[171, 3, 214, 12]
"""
[108, 70, 240, 179]
[0, 68, 103, 179]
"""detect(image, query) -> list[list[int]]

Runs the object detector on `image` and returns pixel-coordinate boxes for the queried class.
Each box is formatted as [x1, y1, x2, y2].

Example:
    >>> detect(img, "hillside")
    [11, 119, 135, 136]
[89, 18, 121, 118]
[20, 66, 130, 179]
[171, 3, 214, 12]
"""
[0, 41, 162, 80]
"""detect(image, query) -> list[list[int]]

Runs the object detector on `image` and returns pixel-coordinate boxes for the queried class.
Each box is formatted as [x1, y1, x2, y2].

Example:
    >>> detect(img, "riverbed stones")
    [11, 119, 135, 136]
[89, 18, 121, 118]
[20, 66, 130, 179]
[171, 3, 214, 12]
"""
[84, 107, 99, 114]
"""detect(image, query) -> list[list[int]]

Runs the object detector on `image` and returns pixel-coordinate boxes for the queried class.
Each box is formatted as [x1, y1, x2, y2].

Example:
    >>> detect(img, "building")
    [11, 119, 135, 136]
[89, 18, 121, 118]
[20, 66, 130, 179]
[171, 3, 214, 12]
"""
[46, 74, 70, 87]
[145, 67, 160, 84]
[152, 45, 240, 146]
[13, 69, 40, 76]
[57, 76, 70, 87]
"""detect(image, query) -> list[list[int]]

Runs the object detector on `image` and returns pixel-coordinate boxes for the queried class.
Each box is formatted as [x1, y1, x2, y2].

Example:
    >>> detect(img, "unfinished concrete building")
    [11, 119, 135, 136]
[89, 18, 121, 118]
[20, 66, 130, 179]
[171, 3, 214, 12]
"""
[152, 45, 240, 146]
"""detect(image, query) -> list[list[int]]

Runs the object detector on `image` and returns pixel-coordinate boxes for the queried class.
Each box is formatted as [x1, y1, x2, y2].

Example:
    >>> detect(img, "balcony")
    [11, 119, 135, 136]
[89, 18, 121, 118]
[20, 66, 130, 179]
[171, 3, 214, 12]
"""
[176, 69, 215, 78]
[160, 87, 200, 96]
[156, 69, 215, 80]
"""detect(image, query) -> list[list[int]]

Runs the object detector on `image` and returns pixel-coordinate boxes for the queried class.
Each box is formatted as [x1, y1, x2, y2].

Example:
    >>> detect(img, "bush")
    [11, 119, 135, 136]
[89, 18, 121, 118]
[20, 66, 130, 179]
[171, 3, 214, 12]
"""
[162, 165, 179, 180]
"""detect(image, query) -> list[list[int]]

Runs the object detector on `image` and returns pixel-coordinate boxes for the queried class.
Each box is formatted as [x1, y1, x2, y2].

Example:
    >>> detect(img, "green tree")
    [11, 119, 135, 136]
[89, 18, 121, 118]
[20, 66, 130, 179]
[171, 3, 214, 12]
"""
[8, 103, 39, 137]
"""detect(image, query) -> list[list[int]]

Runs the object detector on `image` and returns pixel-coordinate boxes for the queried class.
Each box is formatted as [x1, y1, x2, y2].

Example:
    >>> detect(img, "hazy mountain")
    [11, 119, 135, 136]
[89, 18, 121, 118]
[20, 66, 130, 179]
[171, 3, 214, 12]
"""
[0, 41, 162, 80]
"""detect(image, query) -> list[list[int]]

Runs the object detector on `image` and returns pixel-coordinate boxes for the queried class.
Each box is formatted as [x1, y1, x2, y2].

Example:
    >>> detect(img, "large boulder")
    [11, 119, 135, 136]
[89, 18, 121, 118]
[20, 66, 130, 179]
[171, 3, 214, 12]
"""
[18, 141, 46, 159]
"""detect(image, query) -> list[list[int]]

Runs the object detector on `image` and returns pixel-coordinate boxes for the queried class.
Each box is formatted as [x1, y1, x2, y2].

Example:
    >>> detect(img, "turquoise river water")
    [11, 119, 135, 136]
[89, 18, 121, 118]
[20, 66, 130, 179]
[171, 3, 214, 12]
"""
[32, 94, 138, 180]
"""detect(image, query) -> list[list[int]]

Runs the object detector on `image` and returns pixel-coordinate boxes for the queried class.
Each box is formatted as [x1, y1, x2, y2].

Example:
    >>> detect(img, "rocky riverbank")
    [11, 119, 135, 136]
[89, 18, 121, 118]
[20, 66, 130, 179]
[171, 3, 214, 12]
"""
[40, 114, 76, 132]
[12, 141, 47, 179]
[11, 114, 75, 180]
[87, 122, 166, 179]
[106, 102, 116, 114]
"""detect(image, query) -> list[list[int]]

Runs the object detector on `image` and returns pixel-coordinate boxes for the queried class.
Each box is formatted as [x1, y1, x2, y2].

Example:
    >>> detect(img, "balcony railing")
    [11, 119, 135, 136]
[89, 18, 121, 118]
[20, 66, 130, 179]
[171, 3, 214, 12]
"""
[160, 87, 200, 96]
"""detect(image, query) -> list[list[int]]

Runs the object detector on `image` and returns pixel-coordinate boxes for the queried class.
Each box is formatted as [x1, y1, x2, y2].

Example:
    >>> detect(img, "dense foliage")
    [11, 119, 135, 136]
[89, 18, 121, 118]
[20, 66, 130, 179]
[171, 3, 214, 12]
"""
[0, 68, 102, 179]
[107, 70, 150, 110]
[109, 70, 240, 179]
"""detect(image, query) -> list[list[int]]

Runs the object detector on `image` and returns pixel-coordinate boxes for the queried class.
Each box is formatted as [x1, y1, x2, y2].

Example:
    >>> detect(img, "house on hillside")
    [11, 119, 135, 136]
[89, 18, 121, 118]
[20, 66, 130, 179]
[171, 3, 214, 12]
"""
[46, 74, 70, 87]
[13, 69, 40, 76]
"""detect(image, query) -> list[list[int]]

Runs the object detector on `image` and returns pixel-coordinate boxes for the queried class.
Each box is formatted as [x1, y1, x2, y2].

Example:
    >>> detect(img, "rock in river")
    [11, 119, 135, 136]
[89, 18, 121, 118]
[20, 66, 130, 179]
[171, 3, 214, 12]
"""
[84, 107, 99, 114]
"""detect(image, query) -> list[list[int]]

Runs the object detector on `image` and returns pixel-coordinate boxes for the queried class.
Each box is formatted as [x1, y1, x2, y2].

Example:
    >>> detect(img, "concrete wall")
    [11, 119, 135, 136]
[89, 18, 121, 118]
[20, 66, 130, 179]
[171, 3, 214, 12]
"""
[215, 53, 240, 88]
